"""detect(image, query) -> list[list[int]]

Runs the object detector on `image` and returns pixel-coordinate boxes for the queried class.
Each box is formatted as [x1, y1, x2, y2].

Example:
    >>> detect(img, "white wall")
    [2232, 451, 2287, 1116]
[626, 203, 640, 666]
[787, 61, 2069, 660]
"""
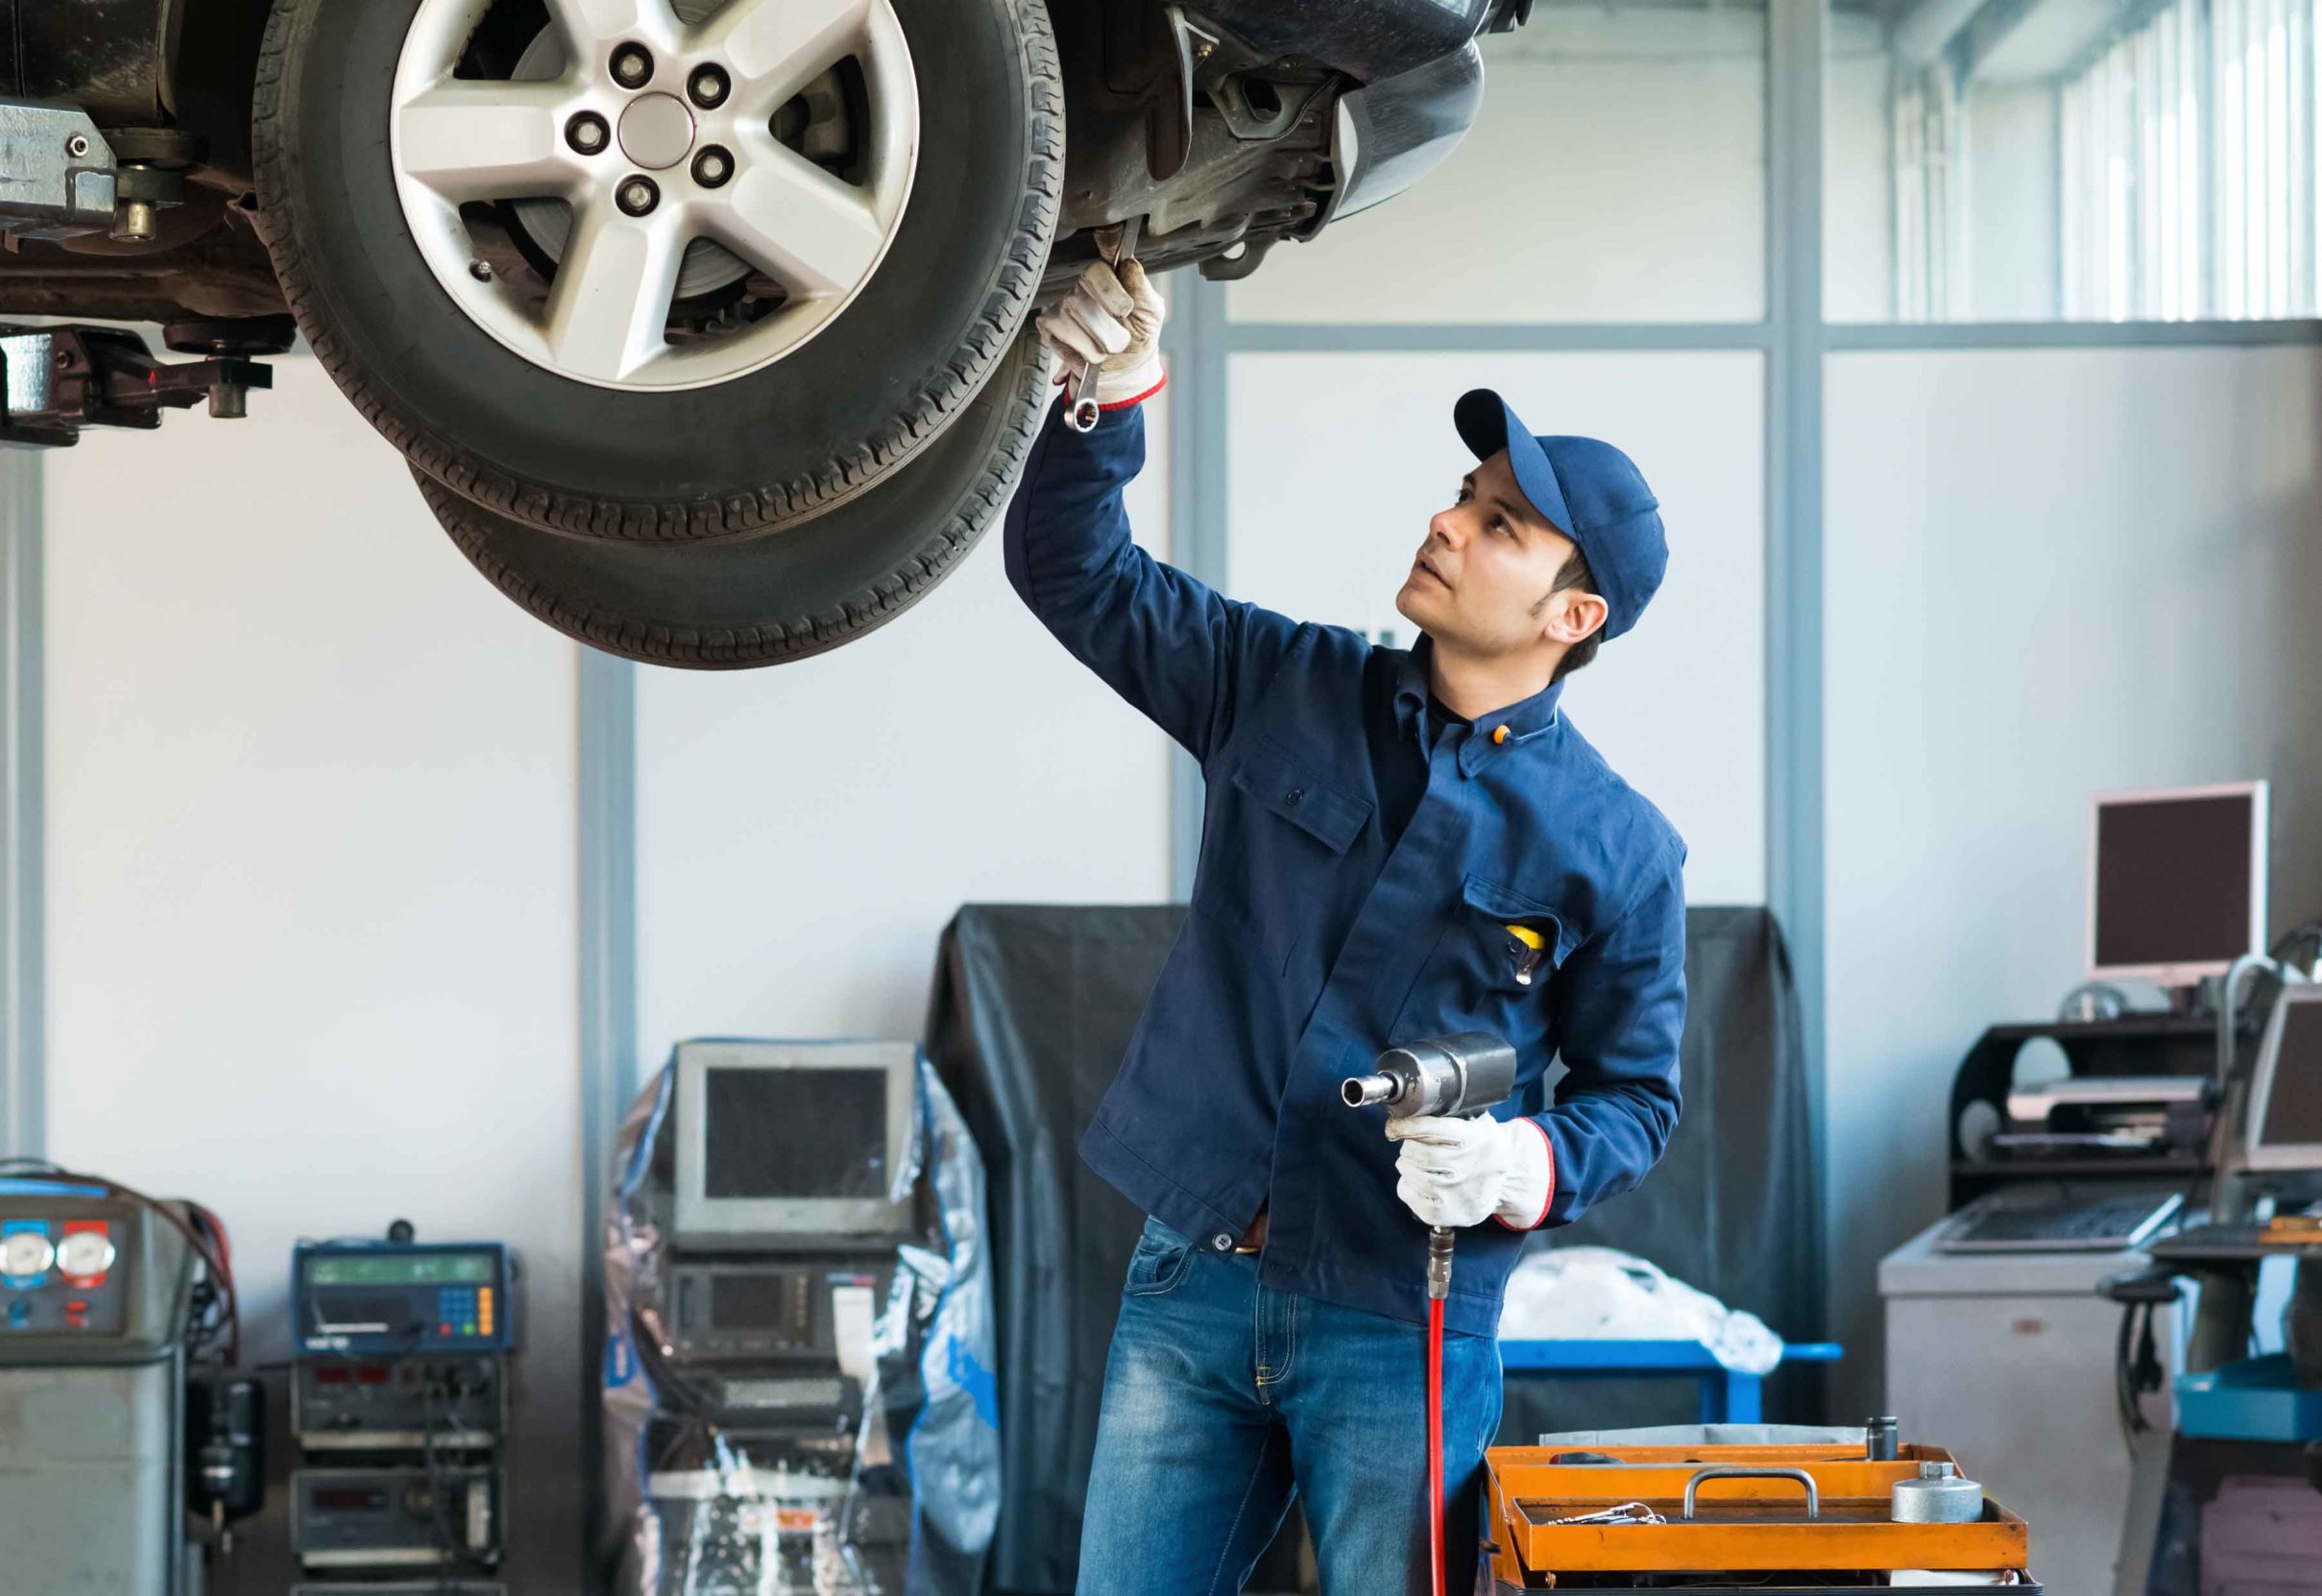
[1223, 351, 1768, 906]
[1229, 16, 1768, 325]
[634, 398, 1176, 1070]
[40, 355, 585, 1592]
[1823, 344, 2322, 1403]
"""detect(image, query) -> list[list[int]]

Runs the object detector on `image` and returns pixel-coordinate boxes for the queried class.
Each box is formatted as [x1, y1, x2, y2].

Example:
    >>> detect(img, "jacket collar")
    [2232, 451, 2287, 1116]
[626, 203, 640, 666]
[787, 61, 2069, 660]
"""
[1392, 637, 1566, 765]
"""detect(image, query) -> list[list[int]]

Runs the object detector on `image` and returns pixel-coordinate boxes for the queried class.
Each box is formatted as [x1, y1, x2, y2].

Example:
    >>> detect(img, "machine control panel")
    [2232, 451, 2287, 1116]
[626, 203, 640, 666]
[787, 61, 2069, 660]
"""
[0, 1210, 132, 1336]
[291, 1466, 500, 1568]
[668, 1261, 891, 1363]
[295, 1355, 506, 1449]
[295, 1242, 513, 1356]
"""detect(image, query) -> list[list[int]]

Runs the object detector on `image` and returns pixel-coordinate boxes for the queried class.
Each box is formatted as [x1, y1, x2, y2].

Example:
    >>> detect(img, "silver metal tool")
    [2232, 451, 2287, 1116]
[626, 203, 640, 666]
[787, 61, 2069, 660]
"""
[1066, 216, 1142, 433]
[1543, 1502, 1666, 1527]
[1342, 1032, 1519, 1299]
[1891, 1460, 1985, 1523]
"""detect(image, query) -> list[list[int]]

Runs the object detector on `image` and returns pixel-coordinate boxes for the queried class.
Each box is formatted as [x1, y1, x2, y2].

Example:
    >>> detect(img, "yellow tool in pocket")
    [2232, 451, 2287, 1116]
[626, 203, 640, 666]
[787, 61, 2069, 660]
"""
[1504, 924, 1547, 986]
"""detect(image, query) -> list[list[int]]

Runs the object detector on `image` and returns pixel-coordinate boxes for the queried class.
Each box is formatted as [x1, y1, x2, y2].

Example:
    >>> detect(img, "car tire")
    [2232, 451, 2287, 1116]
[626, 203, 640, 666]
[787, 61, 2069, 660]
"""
[253, 0, 1060, 543]
[417, 331, 1053, 666]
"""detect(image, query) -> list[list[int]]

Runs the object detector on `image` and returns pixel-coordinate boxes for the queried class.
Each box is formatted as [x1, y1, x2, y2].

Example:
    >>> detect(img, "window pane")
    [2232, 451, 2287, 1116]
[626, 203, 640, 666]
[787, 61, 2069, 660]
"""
[1828, 0, 2322, 320]
[1227, 5, 1767, 325]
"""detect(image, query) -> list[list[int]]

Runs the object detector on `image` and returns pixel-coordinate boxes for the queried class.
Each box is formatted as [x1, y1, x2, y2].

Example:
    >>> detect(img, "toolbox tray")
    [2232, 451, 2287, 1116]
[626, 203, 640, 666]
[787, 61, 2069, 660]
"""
[1507, 1495, 2029, 1573]
[1510, 1583, 2044, 1594]
[1488, 1443, 2032, 1580]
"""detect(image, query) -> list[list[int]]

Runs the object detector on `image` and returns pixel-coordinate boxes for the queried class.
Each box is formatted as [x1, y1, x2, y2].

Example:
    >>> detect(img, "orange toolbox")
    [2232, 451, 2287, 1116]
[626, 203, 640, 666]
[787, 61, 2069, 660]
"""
[1486, 1440, 2039, 1592]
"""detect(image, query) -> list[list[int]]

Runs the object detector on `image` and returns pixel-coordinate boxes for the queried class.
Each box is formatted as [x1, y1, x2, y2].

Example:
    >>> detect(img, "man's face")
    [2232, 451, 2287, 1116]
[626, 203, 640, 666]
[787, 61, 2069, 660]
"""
[1394, 448, 1602, 660]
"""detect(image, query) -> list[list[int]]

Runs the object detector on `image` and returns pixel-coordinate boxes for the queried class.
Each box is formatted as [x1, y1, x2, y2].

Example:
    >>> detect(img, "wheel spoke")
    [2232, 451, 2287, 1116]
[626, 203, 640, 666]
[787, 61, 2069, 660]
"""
[705, 143, 884, 298]
[398, 82, 583, 205]
[543, 202, 689, 381]
[702, 0, 874, 111]
[545, 0, 667, 52]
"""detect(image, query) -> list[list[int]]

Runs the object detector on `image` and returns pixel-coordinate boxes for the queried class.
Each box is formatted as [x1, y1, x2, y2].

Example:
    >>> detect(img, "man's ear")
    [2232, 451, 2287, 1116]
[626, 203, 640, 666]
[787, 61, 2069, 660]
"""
[1540, 591, 1608, 647]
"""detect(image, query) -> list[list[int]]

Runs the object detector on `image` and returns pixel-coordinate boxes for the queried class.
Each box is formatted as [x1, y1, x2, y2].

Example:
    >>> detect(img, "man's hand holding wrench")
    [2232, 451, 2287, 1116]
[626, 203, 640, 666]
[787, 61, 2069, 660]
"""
[1036, 217, 1162, 431]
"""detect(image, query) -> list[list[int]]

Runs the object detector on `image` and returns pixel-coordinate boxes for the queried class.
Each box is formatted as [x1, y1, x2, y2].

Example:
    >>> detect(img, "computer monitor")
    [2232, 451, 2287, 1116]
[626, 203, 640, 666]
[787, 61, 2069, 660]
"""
[672, 1040, 917, 1250]
[2088, 781, 2268, 985]
[2245, 986, 2322, 1173]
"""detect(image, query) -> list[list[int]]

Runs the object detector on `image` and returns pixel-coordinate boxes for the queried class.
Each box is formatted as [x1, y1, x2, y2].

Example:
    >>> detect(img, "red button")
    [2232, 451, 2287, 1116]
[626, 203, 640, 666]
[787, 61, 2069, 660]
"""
[439, 1323, 452, 1336]
[64, 1300, 86, 1312]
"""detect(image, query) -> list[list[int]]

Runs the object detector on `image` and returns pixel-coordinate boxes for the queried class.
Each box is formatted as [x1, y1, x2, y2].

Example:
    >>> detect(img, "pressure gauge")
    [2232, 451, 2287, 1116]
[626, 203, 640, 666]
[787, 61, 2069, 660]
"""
[1, 1230, 55, 1278]
[56, 1230, 114, 1277]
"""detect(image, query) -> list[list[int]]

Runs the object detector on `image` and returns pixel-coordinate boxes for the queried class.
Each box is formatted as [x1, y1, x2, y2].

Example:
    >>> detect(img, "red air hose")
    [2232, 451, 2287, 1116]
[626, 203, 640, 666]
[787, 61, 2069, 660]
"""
[1426, 1294, 1446, 1596]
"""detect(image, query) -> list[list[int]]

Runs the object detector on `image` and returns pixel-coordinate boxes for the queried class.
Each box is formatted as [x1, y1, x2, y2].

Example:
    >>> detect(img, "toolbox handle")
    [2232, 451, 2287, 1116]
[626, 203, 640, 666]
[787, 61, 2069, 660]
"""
[1681, 1465, 1821, 1521]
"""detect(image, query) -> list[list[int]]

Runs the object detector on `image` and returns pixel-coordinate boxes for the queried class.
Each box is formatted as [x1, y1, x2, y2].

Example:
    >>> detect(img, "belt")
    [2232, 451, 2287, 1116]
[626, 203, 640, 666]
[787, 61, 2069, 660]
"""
[1232, 1205, 1269, 1255]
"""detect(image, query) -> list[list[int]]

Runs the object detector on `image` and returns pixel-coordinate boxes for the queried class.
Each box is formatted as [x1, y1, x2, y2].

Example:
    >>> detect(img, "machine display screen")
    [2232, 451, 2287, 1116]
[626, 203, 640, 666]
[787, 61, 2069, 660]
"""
[307, 1253, 495, 1288]
[2260, 1002, 2322, 1149]
[2092, 793, 2255, 970]
[703, 1067, 889, 1199]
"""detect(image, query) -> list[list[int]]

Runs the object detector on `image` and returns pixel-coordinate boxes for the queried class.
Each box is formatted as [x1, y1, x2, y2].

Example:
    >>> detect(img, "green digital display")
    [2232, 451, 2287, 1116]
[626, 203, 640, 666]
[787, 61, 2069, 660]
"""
[307, 1252, 494, 1288]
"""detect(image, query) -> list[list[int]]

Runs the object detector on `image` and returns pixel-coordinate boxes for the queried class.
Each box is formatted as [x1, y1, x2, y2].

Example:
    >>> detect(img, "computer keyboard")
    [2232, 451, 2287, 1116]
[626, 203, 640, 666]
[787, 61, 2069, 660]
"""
[1940, 1190, 2185, 1253]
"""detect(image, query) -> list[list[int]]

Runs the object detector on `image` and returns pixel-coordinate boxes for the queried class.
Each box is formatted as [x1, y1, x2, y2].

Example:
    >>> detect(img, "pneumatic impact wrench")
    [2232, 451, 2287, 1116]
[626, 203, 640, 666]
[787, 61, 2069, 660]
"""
[1342, 1032, 1518, 1596]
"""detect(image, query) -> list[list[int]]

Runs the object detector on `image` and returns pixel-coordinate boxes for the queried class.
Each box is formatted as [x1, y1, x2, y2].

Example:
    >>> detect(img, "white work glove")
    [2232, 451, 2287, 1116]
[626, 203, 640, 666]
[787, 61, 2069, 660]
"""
[1035, 256, 1166, 408]
[1387, 1114, 1553, 1230]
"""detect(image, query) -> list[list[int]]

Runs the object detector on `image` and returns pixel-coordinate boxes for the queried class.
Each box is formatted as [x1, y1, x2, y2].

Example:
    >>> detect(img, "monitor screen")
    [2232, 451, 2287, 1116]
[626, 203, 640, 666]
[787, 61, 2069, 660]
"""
[2092, 791, 2259, 974]
[701, 1066, 889, 1201]
[2258, 999, 2322, 1150]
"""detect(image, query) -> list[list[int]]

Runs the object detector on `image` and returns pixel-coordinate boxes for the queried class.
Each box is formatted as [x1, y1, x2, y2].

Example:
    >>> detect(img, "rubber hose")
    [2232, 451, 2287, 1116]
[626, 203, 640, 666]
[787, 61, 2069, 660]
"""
[1428, 1295, 1446, 1596]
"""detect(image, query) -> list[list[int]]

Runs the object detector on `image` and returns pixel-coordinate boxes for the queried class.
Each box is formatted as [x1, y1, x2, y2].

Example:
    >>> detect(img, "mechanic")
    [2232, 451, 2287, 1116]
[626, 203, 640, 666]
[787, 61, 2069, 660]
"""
[1007, 258, 1687, 1596]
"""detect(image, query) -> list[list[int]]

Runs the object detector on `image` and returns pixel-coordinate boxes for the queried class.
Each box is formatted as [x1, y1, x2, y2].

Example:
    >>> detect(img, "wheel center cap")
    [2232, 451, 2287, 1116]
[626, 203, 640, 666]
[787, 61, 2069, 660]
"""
[618, 93, 696, 170]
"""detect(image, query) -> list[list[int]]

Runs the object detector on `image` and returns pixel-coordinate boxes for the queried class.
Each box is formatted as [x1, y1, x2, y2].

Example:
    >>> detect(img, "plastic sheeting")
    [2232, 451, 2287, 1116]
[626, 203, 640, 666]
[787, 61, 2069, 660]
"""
[601, 1044, 1000, 1596]
[1501, 1247, 1785, 1374]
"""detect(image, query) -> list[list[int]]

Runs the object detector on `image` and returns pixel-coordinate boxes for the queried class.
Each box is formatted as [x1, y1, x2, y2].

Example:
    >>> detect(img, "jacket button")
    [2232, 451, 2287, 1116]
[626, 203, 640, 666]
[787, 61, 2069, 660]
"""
[1492, 725, 1510, 746]
[1283, 787, 1303, 807]
[1212, 1233, 1233, 1251]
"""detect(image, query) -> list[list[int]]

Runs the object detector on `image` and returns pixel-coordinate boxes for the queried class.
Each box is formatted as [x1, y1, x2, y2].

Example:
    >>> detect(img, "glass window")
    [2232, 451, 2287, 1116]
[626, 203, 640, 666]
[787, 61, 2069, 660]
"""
[1228, 4, 1769, 325]
[1829, 0, 2322, 320]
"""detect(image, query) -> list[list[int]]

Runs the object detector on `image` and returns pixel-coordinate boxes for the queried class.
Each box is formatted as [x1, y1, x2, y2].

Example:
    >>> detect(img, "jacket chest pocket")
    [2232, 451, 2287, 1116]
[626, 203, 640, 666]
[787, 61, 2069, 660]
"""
[1194, 738, 1373, 955]
[1409, 874, 1577, 1024]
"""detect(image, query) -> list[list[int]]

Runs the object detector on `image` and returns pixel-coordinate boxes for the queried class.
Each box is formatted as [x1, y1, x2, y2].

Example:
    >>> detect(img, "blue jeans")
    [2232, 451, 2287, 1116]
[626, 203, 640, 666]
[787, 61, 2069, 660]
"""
[1076, 1218, 1504, 1595]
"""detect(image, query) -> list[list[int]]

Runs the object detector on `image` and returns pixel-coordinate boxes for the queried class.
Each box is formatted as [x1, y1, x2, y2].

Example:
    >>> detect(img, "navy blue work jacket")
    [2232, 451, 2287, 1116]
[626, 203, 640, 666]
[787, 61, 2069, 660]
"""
[1001, 398, 1688, 1338]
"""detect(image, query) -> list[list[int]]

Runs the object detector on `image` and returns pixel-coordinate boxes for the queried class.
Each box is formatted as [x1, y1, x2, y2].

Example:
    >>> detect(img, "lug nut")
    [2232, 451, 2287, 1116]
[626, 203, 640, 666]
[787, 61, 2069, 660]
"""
[688, 64, 730, 109]
[691, 146, 734, 188]
[469, 259, 494, 282]
[617, 176, 660, 216]
[567, 111, 611, 155]
[610, 43, 654, 87]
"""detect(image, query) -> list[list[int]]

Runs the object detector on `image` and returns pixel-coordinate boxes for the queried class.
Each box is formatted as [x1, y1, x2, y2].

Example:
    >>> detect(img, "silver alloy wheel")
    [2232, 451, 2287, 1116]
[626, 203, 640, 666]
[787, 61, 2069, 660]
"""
[391, 0, 919, 391]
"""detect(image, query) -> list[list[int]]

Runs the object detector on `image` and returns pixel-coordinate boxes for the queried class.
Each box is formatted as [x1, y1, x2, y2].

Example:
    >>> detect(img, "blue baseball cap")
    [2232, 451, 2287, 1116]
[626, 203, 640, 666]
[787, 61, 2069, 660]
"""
[1452, 389, 1666, 641]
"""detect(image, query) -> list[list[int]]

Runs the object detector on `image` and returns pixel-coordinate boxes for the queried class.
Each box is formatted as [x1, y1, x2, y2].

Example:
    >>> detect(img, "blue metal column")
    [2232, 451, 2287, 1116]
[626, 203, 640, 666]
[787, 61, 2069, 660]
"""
[1, 456, 41, 1159]
[1164, 274, 1230, 897]
[575, 646, 636, 1595]
[1767, 0, 1830, 1348]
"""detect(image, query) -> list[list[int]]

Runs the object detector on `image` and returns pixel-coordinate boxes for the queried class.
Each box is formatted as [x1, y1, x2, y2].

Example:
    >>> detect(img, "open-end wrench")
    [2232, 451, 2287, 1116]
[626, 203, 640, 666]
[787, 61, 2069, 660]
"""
[1066, 215, 1143, 433]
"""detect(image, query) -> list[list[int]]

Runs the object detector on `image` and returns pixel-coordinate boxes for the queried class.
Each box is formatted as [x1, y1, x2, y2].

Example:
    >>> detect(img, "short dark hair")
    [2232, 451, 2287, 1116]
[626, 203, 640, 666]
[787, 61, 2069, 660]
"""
[1535, 544, 1605, 682]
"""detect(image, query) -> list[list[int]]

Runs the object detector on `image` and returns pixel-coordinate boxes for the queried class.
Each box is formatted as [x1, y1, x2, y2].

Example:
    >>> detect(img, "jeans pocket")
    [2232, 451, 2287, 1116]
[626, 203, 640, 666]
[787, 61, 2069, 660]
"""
[1122, 1218, 1195, 1297]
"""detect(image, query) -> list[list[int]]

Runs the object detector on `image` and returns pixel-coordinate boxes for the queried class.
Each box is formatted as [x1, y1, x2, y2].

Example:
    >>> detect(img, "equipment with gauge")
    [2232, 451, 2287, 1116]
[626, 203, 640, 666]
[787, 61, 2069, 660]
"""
[291, 1225, 517, 1579]
[0, 1169, 260, 1594]
[291, 1464, 501, 1568]
[294, 1237, 515, 1354]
